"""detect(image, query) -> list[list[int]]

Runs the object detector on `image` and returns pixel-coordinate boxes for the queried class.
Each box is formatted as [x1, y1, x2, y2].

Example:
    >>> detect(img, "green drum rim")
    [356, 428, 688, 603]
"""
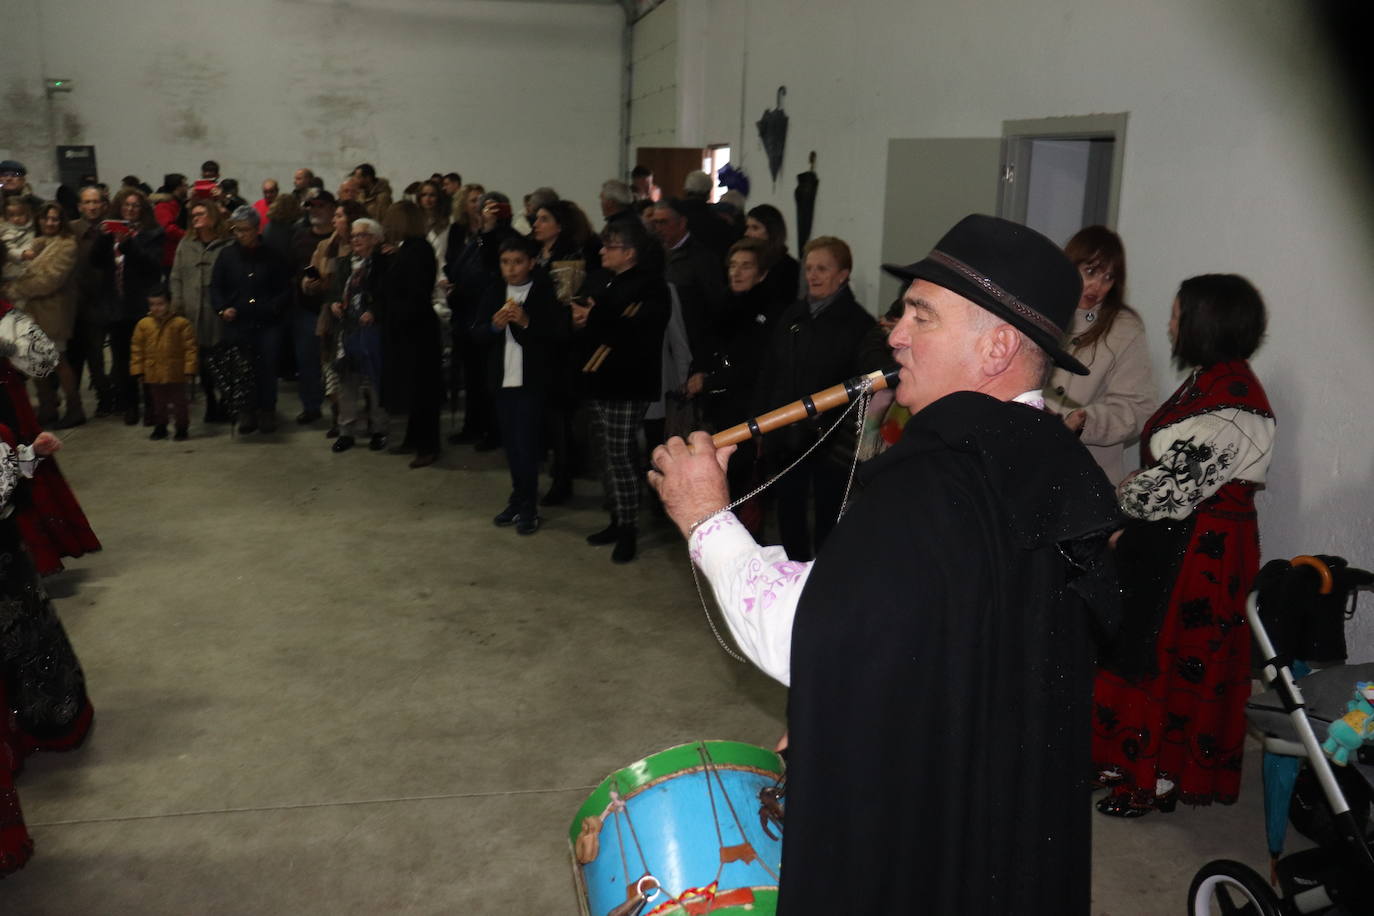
[646, 887, 779, 915]
[569, 739, 783, 844]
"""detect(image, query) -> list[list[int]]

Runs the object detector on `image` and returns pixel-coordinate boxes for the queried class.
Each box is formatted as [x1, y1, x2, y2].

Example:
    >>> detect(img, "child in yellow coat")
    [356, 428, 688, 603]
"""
[130, 287, 199, 440]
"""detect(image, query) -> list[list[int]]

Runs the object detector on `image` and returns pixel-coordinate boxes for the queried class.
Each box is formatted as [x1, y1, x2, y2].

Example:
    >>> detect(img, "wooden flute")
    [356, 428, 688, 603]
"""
[711, 366, 901, 448]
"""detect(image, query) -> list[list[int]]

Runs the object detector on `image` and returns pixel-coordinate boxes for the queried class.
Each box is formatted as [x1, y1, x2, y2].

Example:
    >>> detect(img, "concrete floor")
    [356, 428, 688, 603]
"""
[0, 397, 1293, 914]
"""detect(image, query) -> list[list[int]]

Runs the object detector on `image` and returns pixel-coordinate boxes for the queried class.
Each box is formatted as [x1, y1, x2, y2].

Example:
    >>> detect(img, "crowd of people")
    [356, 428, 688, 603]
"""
[0, 151, 1276, 898]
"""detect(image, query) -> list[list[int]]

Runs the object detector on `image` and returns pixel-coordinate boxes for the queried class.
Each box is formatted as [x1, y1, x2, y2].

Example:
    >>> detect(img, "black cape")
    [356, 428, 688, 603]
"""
[780, 391, 1121, 916]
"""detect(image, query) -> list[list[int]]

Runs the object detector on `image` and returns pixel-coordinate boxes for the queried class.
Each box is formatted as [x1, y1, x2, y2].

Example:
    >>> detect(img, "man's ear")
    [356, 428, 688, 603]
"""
[980, 323, 1023, 378]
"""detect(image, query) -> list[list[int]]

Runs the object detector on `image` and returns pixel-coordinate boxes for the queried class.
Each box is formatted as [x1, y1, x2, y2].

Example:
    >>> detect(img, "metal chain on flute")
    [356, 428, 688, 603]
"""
[687, 368, 891, 661]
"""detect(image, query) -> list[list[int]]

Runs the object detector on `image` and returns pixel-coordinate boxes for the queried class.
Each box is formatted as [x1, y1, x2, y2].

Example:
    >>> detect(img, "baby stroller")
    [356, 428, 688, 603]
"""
[1188, 555, 1374, 915]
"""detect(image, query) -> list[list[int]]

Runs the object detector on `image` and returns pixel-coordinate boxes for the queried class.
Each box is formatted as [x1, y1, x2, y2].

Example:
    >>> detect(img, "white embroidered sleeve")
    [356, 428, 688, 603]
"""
[0, 310, 59, 378]
[689, 510, 812, 687]
[1118, 408, 1275, 520]
[0, 442, 36, 511]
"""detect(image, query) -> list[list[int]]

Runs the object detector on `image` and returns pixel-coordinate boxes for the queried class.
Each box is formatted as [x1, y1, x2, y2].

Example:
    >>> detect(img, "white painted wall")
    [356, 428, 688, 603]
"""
[4, 0, 624, 216]
[651, 0, 1374, 656]
[628, 0, 678, 148]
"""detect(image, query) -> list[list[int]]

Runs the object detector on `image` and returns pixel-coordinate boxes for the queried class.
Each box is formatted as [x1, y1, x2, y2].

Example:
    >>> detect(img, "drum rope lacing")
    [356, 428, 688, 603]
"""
[688, 383, 875, 663]
[699, 743, 782, 884]
[608, 781, 655, 895]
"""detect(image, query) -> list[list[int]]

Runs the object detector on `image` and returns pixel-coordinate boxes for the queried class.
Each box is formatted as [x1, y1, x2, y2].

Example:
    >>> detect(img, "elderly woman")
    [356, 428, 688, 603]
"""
[378, 200, 441, 465]
[751, 236, 883, 561]
[329, 217, 389, 452]
[169, 198, 234, 422]
[1092, 274, 1274, 817]
[9, 203, 82, 425]
[681, 238, 785, 520]
[571, 219, 670, 563]
[1044, 226, 1156, 485]
[92, 187, 165, 424]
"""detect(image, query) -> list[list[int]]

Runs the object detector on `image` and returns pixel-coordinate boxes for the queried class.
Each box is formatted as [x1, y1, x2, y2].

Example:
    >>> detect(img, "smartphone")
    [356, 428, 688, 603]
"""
[491, 201, 512, 221]
[100, 219, 132, 236]
[191, 179, 216, 200]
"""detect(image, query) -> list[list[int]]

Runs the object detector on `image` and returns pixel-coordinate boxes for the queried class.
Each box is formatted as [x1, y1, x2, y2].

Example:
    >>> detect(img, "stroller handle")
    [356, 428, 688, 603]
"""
[1282, 555, 1373, 600]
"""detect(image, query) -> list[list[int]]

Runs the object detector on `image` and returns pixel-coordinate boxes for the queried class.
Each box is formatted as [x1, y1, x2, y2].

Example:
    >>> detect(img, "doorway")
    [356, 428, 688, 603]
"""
[633, 147, 706, 203]
[997, 113, 1128, 245]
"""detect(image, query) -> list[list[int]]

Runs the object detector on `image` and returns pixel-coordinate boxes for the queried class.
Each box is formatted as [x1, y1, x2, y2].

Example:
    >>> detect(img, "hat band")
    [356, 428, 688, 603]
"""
[928, 250, 1062, 339]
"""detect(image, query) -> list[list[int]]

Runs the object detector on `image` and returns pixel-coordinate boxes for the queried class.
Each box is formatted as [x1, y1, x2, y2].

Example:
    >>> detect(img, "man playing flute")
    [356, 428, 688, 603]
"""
[649, 214, 1123, 915]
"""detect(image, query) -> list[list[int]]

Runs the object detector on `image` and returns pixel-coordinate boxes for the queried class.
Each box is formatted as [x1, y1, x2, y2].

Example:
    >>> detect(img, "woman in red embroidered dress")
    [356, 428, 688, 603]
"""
[0, 296, 102, 575]
[1092, 274, 1274, 817]
[0, 421, 94, 876]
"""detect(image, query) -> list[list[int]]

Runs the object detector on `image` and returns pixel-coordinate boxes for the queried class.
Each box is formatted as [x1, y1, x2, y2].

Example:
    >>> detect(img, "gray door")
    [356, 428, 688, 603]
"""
[880, 138, 1001, 308]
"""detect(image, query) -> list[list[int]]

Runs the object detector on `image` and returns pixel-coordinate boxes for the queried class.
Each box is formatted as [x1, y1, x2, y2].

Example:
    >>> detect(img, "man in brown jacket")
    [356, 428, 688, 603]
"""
[67, 186, 112, 417]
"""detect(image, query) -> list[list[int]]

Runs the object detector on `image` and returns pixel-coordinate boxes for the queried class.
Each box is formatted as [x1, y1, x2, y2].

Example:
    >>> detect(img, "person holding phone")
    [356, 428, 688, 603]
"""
[445, 191, 518, 450]
[91, 188, 165, 425]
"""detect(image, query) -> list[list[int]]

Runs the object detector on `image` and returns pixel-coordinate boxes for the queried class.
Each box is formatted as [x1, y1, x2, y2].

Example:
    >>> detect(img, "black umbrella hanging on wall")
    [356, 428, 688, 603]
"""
[795, 151, 818, 248]
[756, 86, 788, 188]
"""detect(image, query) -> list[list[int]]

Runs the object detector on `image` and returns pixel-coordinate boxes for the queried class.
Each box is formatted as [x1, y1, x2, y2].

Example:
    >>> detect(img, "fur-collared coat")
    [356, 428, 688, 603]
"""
[9, 236, 77, 343]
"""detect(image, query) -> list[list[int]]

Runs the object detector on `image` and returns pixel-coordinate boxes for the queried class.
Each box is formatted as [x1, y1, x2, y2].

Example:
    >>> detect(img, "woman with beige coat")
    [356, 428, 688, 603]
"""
[169, 199, 232, 421]
[1045, 226, 1157, 485]
[9, 203, 82, 426]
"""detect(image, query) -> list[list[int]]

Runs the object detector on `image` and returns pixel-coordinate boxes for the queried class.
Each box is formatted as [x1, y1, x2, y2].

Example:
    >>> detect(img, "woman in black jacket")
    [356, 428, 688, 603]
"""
[378, 201, 441, 465]
[751, 235, 883, 561]
[744, 203, 801, 309]
[91, 187, 165, 424]
[529, 199, 592, 505]
[571, 220, 670, 563]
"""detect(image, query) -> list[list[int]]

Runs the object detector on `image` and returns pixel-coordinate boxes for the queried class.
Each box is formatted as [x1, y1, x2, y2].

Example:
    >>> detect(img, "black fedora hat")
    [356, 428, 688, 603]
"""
[882, 214, 1088, 375]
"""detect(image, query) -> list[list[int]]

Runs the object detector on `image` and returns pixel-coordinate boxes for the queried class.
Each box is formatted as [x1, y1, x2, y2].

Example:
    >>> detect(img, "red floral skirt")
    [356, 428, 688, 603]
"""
[1092, 493, 1259, 807]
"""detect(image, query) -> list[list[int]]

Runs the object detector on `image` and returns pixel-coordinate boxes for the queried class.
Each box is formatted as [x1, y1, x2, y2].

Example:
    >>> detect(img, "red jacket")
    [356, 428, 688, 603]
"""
[152, 196, 186, 268]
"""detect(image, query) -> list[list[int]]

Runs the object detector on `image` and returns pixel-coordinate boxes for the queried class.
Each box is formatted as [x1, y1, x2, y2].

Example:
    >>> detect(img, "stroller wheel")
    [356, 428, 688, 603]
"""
[1188, 859, 1284, 916]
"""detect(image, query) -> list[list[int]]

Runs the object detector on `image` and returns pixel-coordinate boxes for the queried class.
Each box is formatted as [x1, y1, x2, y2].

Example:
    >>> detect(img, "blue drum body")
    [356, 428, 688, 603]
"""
[570, 740, 785, 915]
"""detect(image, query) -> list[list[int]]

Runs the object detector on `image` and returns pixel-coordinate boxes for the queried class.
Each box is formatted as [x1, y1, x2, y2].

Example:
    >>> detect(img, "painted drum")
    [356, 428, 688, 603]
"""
[569, 740, 785, 916]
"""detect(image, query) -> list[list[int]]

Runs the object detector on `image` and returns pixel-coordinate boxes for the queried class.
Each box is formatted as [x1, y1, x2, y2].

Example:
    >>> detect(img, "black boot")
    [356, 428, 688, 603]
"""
[541, 480, 573, 506]
[611, 526, 637, 564]
[586, 521, 621, 546]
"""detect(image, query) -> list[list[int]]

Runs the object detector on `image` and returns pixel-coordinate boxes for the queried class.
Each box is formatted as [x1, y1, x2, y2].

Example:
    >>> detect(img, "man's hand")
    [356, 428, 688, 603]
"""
[32, 432, 62, 457]
[647, 431, 736, 539]
[684, 372, 705, 398]
[1063, 408, 1086, 434]
[359, 311, 374, 326]
[330, 301, 344, 318]
[220, 307, 238, 322]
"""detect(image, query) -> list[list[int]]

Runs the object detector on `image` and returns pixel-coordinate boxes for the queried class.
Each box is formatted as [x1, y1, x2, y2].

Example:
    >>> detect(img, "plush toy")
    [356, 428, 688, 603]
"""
[1322, 681, 1374, 766]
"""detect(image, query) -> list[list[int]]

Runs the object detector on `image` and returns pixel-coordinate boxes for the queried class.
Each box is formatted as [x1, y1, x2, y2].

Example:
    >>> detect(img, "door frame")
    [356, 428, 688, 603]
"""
[997, 113, 1129, 229]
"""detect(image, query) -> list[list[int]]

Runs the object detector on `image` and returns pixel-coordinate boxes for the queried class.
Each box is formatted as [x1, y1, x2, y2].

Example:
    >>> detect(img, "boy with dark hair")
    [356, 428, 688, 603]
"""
[130, 287, 198, 440]
[478, 236, 566, 535]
